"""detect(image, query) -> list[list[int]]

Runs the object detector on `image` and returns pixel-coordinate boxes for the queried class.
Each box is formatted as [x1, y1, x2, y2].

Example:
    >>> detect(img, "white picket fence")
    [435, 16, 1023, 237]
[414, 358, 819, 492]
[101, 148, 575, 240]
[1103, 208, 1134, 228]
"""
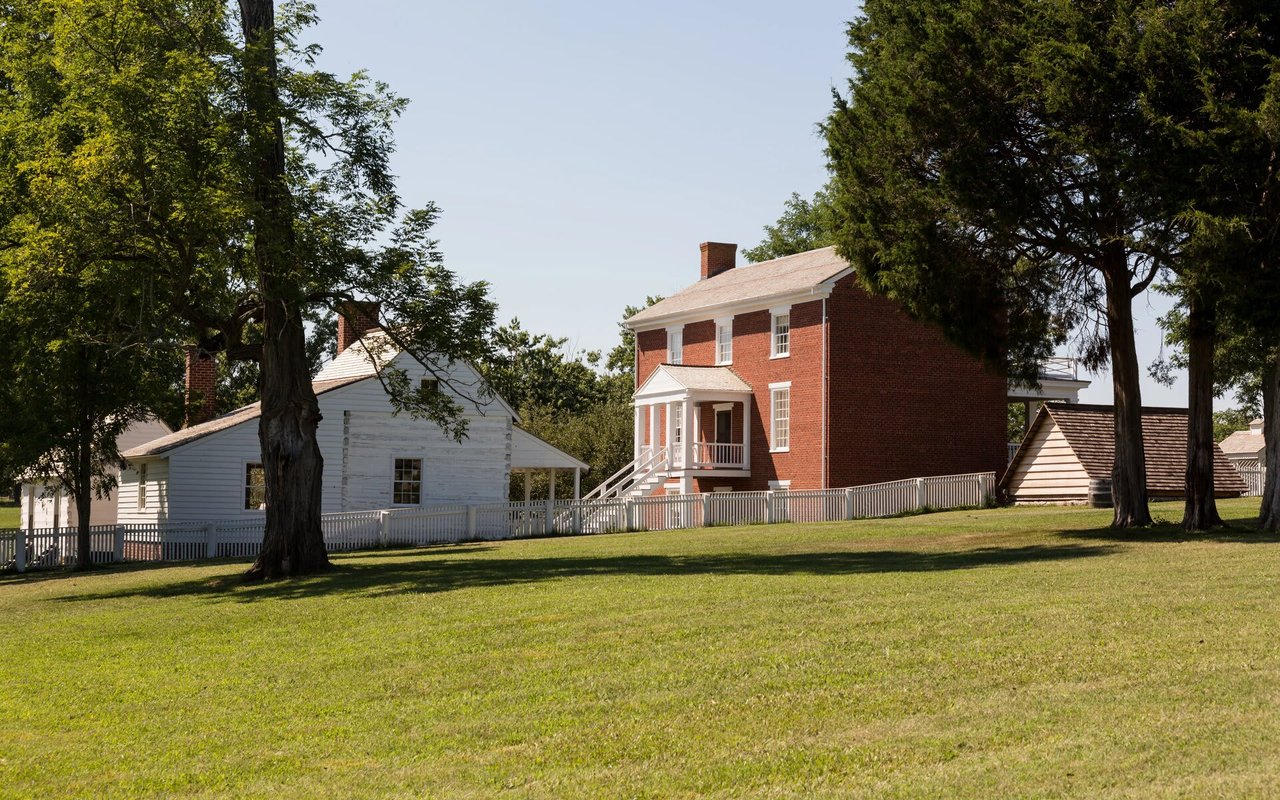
[0, 472, 996, 573]
[1238, 467, 1264, 497]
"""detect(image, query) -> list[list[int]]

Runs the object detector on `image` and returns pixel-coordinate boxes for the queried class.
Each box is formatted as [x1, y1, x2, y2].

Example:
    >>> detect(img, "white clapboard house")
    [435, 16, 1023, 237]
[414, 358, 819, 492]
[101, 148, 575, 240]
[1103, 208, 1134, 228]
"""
[18, 417, 174, 531]
[115, 313, 587, 525]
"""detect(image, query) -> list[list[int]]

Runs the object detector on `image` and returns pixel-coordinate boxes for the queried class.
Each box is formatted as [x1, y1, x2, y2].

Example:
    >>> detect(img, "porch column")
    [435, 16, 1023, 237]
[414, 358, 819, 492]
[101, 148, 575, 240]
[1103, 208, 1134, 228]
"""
[633, 404, 644, 460]
[664, 400, 676, 463]
[573, 467, 581, 500]
[741, 395, 752, 470]
[691, 396, 701, 450]
[548, 469, 556, 501]
[648, 403, 659, 457]
[681, 399, 694, 475]
[523, 470, 532, 503]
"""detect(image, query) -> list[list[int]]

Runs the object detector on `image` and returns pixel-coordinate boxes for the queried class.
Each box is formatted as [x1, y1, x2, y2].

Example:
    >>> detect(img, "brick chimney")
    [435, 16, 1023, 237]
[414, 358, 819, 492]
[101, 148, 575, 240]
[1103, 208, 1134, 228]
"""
[183, 346, 217, 428]
[700, 242, 737, 280]
[337, 300, 382, 355]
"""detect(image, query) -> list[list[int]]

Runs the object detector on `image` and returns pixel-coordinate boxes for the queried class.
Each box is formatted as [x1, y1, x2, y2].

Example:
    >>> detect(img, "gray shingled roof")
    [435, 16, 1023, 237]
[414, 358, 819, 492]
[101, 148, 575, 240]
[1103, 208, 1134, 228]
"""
[626, 246, 851, 327]
[1003, 403, 1248, 497]
[636, 365, 753, 395]
[1219, 429, 1264, 457]
[122, 375, 372, 458]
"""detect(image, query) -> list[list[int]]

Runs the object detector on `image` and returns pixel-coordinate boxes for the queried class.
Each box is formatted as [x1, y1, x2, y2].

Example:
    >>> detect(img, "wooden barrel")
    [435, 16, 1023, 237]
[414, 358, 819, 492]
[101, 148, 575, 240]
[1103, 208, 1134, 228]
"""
[1088, 478, 1113, 508]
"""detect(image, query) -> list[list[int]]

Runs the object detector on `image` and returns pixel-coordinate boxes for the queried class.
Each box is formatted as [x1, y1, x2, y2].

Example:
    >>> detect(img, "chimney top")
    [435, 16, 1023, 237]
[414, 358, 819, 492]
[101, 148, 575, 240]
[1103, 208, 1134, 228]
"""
[337, 300, 382, 356]
[700, 242, 737, 280]
[183, 346, 217, 429]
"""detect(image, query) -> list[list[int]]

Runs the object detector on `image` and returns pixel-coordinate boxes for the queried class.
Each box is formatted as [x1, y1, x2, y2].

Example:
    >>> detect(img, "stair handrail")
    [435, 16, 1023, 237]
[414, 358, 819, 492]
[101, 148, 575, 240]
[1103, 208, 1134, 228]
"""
[583, 445, 668, 501]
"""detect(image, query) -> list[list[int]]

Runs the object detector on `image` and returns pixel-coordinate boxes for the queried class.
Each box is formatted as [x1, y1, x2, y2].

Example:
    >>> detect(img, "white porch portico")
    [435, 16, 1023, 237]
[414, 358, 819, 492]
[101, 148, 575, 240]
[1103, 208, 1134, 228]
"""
[632, 364, 752, 494]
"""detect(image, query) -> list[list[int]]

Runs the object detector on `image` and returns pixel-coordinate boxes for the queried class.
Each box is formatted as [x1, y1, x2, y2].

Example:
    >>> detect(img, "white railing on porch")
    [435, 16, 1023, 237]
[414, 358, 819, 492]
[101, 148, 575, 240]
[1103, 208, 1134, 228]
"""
[0, 472, 996, 573]
[692, 442, 746, 469]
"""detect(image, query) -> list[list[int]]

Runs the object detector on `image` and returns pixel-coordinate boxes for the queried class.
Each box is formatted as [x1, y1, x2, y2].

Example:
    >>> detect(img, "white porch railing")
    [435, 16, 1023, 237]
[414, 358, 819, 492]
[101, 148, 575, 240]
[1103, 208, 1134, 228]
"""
[692, 442, 746, 469]
[0, 472, 997, 573]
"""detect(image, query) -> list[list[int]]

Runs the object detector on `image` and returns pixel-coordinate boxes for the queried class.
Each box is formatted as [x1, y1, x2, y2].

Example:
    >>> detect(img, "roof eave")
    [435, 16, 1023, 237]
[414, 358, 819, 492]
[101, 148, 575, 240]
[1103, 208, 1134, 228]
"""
[624, 270, 852, 332]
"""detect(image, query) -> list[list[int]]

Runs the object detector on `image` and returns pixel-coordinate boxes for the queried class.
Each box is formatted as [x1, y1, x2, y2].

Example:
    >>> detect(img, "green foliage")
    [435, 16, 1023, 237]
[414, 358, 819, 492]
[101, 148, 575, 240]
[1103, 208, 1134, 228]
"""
[0, 0, 199, 516]
[1007, 404, 1028, 444]
[823, 0, 1209, 380]
[479, 303, 659, 499]
[1213, 408, 1258, 443]
[4, 500, 1279, 796]
[742, 188, 837, 263]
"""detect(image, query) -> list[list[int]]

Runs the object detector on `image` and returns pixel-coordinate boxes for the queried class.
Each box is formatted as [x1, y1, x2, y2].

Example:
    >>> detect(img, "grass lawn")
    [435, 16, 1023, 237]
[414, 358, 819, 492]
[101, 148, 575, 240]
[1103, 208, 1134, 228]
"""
[0, 499, 17, 529]
[2, 499, 1278, 799]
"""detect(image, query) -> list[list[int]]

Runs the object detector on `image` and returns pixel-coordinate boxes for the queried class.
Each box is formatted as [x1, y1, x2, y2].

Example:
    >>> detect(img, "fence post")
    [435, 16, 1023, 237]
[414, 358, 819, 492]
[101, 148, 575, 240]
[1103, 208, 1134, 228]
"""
[916, 478, 927, 510]
[378, 510, 390, 547]
[466, 505, 478, 540]
[624, 498, 636, 532]
[15, 529, 26, 573]
[572, 502, 582, 535]
[545, 499, 555, 535]
[845, 488, 856, 520]
[205, 523, 218, 559]
[766, 491, 776, 525]
[702, 493, 713, 527]
[113, 526, 125, 563]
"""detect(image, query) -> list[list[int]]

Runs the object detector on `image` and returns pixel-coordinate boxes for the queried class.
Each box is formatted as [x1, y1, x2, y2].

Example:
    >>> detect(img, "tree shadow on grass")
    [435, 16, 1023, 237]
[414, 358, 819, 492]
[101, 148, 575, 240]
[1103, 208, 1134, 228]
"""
[53, 542, 1119, 604]
[1057, 510, 1280, 545]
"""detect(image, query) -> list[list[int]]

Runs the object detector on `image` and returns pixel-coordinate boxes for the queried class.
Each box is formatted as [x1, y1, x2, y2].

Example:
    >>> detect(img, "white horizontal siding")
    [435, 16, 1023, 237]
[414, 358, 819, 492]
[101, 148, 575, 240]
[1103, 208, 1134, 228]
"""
[153, 355, 514, 522]
[1008, 421, 1089, 502]
[116, 459, 171, 524]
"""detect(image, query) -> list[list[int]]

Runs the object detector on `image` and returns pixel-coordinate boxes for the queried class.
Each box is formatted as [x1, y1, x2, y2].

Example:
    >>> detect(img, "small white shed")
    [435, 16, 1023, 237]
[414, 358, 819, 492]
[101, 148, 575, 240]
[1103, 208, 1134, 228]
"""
[1003, 403, 1247, 503]
[18, 416, 173, 531]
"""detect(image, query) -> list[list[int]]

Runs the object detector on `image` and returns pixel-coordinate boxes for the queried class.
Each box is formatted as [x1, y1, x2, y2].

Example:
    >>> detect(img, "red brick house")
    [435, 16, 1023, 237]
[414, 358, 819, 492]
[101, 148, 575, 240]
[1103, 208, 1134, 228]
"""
[606, 242, 1010, 497]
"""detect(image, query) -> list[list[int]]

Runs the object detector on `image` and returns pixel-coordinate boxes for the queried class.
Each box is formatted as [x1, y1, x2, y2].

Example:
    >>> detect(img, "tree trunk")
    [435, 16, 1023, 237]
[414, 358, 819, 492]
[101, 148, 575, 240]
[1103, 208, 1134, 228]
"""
[1182, 288, 1222, 531]
[240, 0, 329, 579]
[1102, 251, 1152, 527]
[72, 425, 94, 571]
[72, 347, 95, 571]
[1259, 349, 1280, 530]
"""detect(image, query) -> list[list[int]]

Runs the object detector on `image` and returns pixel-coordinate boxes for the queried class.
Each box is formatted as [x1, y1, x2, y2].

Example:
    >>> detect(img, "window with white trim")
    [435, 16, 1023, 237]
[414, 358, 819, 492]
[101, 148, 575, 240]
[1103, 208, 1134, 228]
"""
[674, 403, 683, 444]
[770, 386, 791, 451]
[139, 463, 148, 510]
[771, 312, 791, 358]
[245, 463, 266, 510]
[667, 327, 683, 364]
[393, 458, 423, 505]
[715, 318, 733, 365]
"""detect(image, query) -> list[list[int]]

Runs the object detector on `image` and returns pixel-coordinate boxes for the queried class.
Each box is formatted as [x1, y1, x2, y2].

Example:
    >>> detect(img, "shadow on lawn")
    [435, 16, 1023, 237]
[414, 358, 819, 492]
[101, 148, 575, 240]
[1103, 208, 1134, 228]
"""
[1057, 510, 1280, 545]
[54, 542, 1118, 603]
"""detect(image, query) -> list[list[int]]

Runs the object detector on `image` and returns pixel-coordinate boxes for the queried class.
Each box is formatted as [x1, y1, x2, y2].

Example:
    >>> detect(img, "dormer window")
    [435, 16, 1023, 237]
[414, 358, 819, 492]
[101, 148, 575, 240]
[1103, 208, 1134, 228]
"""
[667, 326, 683, 364]
[715, 318, 733, 365]
[771, 307, 791, 358]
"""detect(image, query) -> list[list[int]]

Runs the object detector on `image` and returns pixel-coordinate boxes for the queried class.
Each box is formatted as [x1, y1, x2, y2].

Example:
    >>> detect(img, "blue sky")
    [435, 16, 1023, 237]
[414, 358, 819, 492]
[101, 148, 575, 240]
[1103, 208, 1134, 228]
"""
[310, 0, 1204, 410]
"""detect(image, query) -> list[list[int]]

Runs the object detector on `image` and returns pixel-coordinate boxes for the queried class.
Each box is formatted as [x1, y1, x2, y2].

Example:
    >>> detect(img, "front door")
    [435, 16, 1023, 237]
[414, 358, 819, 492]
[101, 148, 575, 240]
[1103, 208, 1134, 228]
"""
[715, 409, 732, 443]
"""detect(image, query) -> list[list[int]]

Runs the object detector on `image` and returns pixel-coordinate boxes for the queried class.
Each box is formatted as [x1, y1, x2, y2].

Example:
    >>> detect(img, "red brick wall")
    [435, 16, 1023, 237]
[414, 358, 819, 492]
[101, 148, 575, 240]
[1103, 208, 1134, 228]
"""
[633, 274, 1007, 492]
[825, 276, 1007, 486]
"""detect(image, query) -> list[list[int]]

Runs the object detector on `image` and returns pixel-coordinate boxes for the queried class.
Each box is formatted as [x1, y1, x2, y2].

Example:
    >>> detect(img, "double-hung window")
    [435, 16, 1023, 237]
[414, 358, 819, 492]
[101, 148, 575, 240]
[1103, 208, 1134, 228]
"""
[715, 318, 733, 365]
[771, 308, 791, 358]
[667, 326, 683, 364]
[245, 463, 266, 510]
[139, 463, 148, 510]
[393, 458, 423, 506]
[769, 382, 791, 452]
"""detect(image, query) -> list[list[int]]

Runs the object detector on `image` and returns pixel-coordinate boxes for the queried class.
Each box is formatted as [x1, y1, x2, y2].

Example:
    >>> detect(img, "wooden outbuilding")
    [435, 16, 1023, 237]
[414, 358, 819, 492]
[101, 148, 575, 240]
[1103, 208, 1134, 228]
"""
[1002, 403, 1247, 504]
